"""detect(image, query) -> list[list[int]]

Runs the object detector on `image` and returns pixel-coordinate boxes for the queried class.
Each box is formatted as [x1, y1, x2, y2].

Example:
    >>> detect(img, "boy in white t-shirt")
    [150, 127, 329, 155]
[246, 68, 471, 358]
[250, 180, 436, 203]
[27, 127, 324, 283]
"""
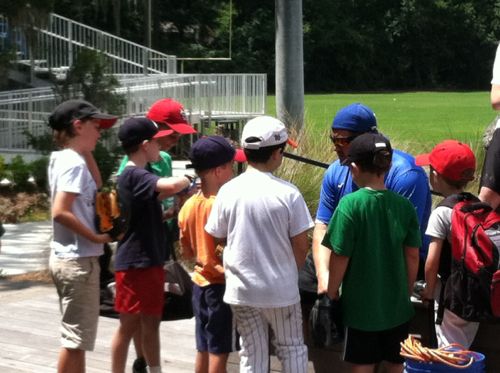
[416, 140, 480, 348]
[205, 116, 314, 373]
[47, 99, 118, 373]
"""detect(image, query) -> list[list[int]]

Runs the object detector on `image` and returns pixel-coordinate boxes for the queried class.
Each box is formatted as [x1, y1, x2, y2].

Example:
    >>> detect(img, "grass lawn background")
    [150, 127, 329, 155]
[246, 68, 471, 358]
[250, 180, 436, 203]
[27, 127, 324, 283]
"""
[266, 91, 496, 153]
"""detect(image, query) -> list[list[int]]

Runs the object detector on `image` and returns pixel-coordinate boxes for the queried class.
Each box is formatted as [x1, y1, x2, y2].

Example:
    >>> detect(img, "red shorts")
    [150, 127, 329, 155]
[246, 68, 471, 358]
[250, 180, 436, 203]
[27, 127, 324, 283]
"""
[114, 266, 164, 316]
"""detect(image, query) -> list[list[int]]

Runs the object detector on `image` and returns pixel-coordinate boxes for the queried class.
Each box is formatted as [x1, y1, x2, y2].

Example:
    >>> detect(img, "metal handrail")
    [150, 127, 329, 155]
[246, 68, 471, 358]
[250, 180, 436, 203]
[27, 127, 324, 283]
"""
[0, 74, 267, 153]
[28, 13, 177, 75]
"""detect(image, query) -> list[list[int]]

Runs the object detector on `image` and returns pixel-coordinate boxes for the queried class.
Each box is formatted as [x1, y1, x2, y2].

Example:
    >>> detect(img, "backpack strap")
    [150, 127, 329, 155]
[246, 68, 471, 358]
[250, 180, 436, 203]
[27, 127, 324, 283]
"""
[438, 192, 478, 209]
[436, 283, 445, 325]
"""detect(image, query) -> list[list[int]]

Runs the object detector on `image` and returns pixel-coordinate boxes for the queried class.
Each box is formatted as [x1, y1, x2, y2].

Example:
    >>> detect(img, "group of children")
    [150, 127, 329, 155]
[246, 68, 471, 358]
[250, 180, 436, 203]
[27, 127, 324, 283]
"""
[47, 95, 488, 373]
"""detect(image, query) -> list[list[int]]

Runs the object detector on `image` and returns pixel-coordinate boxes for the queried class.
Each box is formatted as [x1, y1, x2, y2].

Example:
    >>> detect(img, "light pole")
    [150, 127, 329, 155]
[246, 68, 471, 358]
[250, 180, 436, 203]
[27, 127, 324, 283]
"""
[275, 0, 304, 130]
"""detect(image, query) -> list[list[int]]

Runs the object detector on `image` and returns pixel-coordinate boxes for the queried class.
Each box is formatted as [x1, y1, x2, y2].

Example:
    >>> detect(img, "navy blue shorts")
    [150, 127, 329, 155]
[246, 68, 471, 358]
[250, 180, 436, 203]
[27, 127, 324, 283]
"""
[192, 283, 234, 354]
[343, 321, 409, 365]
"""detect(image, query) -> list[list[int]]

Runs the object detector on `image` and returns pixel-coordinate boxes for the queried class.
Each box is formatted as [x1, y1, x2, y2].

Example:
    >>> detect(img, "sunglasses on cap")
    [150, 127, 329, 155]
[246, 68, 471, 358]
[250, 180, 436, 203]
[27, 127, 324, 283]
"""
[329, 134, 358, 147]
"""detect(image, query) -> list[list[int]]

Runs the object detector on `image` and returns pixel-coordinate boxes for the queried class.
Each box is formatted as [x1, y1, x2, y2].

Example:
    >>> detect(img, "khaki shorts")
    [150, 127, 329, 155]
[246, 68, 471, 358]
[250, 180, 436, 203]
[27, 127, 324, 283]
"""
[49, 253, 100, 351]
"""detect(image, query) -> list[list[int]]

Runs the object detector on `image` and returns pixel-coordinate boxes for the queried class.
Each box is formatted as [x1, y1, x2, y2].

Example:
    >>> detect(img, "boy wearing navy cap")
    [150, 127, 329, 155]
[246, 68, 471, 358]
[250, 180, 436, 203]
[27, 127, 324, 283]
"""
[323, 132, 421, 372]
[117, 99, 197, 373]
[178, 136, 244, 373]
[110, 117, 192, 373]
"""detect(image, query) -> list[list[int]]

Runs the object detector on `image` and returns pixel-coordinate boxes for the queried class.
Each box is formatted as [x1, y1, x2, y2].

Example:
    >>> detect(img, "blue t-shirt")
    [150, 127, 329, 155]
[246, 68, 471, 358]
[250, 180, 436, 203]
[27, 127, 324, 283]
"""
[115, 166, 165, 271]
[316, 149, 431, 259]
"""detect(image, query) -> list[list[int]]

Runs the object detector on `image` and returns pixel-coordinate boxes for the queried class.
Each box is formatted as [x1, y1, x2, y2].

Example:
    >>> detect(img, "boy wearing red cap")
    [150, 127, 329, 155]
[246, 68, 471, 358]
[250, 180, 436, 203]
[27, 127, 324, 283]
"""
[178, 136, 244, 373]
[416, 140, 479, 348]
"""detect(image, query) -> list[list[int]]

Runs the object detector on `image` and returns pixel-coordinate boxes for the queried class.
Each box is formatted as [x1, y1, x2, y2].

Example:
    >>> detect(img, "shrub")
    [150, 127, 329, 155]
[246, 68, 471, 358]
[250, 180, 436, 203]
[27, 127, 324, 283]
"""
[30, 157, 49, 191]
[9, 155, 33, 192]
[0, 155, 7, 179]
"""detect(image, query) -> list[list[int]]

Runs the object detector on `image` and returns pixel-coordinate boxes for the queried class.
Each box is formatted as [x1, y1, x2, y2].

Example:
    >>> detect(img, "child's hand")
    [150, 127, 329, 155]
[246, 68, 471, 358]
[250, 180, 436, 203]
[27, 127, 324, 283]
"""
[420, 287, 433, 303]
[215, 244, 224, 259]
[163, 206, 176, 221]
[95, 233, 113, 244]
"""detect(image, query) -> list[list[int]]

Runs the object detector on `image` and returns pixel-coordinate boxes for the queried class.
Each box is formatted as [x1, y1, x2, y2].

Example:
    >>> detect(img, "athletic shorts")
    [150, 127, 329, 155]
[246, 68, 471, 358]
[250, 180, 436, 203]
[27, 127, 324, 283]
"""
[49, 253, 100, 351]
[193, 283, 235, 354]
[114, 266, 164, 316]
[343, 322, 409, 365]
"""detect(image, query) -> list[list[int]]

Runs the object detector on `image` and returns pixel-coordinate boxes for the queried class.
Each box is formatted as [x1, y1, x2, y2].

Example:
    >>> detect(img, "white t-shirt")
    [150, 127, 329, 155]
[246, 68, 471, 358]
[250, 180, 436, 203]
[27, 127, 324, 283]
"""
[492, 44, 500, 85]
[48, 149, 103, 258]
[205, 170, 314, 308]
[425, 205, 452, 242]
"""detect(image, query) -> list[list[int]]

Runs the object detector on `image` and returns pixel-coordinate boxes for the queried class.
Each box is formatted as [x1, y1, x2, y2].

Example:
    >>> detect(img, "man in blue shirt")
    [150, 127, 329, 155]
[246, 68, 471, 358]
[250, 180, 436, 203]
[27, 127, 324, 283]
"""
[312, 103, 431, 295]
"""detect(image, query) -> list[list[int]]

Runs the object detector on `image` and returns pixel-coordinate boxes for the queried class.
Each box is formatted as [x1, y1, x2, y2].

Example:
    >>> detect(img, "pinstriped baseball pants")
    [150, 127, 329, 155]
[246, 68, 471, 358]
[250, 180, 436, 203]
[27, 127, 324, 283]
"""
[231, 302, 308, 373]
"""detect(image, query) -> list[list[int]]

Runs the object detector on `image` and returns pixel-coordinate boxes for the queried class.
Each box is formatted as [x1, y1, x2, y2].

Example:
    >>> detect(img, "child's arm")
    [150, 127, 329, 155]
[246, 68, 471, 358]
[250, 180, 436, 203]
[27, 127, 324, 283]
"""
[156, 176, 191, 200]
[52, 191, 111, 244]
[327, 252, 349, 300]
[82, 151, 102, 189]
[290, 230, 309, 269]
[421, 238, 444, 301]
[404, 246, 420, 295]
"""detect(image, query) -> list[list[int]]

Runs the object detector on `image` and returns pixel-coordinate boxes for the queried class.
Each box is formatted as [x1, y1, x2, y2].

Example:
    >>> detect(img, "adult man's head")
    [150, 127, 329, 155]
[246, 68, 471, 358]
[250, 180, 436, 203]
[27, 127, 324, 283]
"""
[330, 103, 378, 162]
[146, 98, 197, 151]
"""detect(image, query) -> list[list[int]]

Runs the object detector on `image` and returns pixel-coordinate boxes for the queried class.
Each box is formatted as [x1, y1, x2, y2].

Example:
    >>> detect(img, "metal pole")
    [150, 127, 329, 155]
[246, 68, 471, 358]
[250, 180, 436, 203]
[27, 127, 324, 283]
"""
[275, 0, 304, 130]
[144, 0, 152, 75]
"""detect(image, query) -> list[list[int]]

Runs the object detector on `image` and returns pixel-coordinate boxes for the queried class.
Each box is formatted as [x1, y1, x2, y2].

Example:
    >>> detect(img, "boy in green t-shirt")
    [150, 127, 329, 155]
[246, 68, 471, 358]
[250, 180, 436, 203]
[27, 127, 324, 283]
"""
[323, 133, 421, 373]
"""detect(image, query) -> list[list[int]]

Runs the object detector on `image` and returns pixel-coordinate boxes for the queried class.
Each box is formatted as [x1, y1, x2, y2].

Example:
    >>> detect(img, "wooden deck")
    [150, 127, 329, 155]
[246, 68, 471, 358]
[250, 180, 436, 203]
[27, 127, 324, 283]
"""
[0, 279, 347, 373]
[0, 281, 198, 373]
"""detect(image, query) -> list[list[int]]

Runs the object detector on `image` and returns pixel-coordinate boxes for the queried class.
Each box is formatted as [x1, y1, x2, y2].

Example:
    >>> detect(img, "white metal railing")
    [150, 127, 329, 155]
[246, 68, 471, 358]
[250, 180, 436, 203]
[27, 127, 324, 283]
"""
[28, 13, 177, 75]
[0, 74, 267, 152]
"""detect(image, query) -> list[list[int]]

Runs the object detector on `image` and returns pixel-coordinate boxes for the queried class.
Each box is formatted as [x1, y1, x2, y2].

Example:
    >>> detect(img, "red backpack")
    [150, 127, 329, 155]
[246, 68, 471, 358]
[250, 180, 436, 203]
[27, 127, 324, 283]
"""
[439, 193, 500, 322]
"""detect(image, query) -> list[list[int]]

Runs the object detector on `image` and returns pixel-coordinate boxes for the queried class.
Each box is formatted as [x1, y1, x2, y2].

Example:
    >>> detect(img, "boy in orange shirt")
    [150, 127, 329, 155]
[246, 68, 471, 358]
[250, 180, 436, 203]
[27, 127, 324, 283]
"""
[178, 136, 243, 373]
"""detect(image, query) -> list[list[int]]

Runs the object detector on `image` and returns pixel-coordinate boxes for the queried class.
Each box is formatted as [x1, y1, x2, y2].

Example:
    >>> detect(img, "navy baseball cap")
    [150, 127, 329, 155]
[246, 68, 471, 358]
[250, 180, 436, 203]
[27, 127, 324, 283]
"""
[118, 117, 173, 148]
[332, 103, 378, 133]
[48, 99, 118, 130]
[188, 136, 245, 171]
[344, 132, 392, 165]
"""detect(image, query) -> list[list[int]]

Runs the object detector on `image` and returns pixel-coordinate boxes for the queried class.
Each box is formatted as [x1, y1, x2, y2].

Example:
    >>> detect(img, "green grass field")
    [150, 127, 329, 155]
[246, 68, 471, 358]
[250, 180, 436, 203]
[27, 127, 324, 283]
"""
[267, 91, 496, 152]
[267, 91, 496, 206]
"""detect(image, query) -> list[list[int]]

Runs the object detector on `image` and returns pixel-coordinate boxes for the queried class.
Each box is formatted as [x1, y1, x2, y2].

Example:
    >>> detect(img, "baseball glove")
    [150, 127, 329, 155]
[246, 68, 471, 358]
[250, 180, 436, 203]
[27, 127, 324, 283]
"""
[95, 187, 129, 241]
[309, 294, 344, 348]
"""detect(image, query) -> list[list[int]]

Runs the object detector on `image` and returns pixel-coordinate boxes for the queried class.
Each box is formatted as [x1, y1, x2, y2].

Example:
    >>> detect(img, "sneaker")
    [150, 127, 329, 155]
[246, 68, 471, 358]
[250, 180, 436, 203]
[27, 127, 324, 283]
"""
[132, 357, 147, 373]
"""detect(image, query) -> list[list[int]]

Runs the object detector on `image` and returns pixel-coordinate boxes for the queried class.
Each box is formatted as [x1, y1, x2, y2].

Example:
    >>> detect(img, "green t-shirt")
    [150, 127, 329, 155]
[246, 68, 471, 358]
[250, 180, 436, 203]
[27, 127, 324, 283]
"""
[117, 151, 173, 210]
[322, 188, 421, 331]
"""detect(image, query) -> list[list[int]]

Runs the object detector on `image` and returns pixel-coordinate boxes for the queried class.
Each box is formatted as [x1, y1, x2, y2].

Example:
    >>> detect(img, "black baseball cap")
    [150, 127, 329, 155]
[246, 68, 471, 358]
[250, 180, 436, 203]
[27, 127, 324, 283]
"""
[188, 136, 246, 171]
[344, 132, 393, 165]
[118, 117, 173, 148]
[48, 99, 118, 130]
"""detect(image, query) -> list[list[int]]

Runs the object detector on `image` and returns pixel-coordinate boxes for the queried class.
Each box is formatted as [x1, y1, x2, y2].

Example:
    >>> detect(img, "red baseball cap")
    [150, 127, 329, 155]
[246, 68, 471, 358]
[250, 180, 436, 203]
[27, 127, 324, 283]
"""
[146, 98, 197, 135]
[234, 148, 247, 163]
[415, 140, 476, 181]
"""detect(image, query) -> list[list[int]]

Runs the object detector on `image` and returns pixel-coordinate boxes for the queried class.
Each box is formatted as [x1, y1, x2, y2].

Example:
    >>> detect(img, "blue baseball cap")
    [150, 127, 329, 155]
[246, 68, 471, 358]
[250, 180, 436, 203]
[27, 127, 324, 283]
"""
[331, 103, 378, 133]
[118, 117, 172, 148]
[188, 135, 246, 171]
